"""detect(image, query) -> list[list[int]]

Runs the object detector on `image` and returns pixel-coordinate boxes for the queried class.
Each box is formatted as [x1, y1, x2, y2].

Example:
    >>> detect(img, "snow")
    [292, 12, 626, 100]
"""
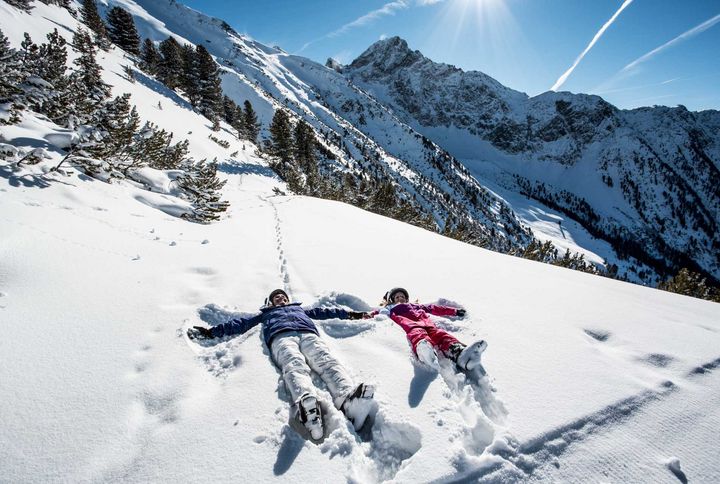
[3, 150, 720, 482]
[2, 1, 720, 483]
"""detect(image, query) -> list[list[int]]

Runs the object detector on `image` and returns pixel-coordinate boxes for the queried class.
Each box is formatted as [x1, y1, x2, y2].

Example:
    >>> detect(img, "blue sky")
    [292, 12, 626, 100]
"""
[181, 0, 720, 111]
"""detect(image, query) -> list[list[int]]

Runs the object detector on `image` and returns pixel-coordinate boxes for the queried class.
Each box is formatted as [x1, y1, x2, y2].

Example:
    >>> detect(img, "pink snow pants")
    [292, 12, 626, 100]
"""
[394, 316, 460, 355]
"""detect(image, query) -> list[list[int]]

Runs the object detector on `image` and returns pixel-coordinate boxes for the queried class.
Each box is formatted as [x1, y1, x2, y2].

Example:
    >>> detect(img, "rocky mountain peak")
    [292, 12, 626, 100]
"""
[348, 36, 423, 75]
[325, 57, 344, 73]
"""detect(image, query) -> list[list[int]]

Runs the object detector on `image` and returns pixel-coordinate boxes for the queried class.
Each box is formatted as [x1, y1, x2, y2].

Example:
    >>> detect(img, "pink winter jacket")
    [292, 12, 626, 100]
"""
[372, 303, 459, 329]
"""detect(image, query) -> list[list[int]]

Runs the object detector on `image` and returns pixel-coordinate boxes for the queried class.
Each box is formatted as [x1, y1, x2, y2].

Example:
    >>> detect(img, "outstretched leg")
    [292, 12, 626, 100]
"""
[300, 333, 376, 430]
[298, 333, 356, 409]
[270, 331, 325, 439]
[424, 324, 462, 355]
[270, 331, 318, 403]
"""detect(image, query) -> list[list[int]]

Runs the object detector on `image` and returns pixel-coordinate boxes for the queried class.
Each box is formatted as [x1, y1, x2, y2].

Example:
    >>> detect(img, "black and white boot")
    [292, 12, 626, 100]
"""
[341, 383, 376, 431]
[447, 340, 488, 371]
[297, 394, 324, 440]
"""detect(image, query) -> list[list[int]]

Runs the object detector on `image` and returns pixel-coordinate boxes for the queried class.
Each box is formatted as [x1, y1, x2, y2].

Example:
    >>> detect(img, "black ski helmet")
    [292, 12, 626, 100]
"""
[266, 288, 289, 306]
[385, 287, 409, 303]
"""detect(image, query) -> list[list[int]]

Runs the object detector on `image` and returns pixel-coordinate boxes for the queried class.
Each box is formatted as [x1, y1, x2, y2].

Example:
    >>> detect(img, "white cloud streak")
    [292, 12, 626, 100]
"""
[621, 13, 720, 72]
[551, 0, 634, 91]
[297, 1, 410, 53]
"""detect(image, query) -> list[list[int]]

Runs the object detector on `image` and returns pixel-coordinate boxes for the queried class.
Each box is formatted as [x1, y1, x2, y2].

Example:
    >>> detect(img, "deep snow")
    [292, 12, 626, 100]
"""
[2, 1, 720, 483]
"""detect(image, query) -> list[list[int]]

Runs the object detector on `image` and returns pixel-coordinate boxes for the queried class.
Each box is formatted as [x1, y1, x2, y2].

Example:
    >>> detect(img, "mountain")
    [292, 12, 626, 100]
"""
[2, 2, 720, 483]
[121, 0, 535, 255]
[341, 37, 720, 285]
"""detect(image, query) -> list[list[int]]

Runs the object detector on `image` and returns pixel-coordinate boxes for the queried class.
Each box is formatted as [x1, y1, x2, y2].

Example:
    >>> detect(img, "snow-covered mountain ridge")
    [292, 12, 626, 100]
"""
[121, 2, 718, 287]
[114, 0, 534, 255]
[341, 37, 720, 286]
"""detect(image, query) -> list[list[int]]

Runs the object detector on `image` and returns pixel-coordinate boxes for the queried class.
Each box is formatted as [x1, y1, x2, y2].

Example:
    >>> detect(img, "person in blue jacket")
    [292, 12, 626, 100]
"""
[187, 288, 375, 440]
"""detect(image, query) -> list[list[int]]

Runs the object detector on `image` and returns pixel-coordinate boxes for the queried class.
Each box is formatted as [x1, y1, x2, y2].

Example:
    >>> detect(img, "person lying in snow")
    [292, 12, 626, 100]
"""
[371, 287, 487, 371]
[187, 288, 375, 440]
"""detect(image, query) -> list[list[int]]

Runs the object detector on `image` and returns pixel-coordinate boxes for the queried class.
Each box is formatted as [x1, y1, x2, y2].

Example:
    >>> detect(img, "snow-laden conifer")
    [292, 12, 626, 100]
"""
[194, 45, 222, 122]
[241, 100, 260, 143]
[177, 159, 230, 223]
[269, 108, 293, 163]
[106, 6, 140, 56]
[80, 0, 110, 49]
[4, 0, 34, 13]
[158, 37, 183, 90]
[70, 28, 111, 121]
[139, 38, 160, 75]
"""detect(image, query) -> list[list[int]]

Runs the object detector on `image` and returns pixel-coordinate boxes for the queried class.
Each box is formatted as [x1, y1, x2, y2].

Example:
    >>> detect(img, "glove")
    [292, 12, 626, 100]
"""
[455, 309, 466, 318]
[187, 326, 213, 340]
[347, 311, 369, 320]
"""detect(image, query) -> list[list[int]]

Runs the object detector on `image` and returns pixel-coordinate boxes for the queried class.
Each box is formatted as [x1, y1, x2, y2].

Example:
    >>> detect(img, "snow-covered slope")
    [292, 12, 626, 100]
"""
[342, 37, 720, 286]
[109, 0, 536, 254]
[2, 3, 720, 483]
[3, 122, 720, 483]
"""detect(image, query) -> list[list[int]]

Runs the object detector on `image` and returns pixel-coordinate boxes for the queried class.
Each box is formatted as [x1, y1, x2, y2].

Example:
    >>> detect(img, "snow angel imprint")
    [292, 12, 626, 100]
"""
[188, 289, 375, 441]
[371, 287, 487, 371]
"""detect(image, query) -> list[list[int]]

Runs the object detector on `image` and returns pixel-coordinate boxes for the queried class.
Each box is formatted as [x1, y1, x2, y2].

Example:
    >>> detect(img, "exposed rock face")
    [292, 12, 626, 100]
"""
[343, 37, 720, 282]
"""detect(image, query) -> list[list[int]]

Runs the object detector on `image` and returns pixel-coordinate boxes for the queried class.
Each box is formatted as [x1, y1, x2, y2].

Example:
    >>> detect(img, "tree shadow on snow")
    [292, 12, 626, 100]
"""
[216, 161, 276, 178]
[0, 164, 51, 189]
[408, 364, 437, 408]
[133, 71, 194, 112]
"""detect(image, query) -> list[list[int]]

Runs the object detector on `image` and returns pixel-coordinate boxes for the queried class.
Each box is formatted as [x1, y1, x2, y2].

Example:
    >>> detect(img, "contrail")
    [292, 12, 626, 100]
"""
[551, 0, 634, 91]
[297, 1, 410, 53]
[621, 12, 720, 72]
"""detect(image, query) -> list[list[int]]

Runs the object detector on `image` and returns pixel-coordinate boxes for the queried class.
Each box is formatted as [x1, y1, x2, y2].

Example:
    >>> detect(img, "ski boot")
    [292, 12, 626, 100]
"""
[415, 339, 441, 370]
[297, 394, 324, 440]
[341, 383, 376, 431]
[447, 340, 488, 371]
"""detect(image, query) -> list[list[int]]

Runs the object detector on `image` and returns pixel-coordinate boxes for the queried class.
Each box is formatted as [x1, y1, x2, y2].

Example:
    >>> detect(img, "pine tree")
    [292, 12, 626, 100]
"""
[106, 6, 140, 56]
[158, 37, 183, 89]
[0, 29, 25, 124]
[293, 120, 317, 177]
[222, 95, 237, 126]
[38, 0, 72, 8]
[269, 109, 293, 163]
[180, 43, 199, 104]
[20, 33, 41, 76]
[658, 268, 720, 302]
[242, 99, 260, 143]
[5, 0, 34, 13]
[130, 122, 174, 169]
[37, 29, 68, 85]
[177, 159, 229, 223]
[70, 28, 111, 120]
[81, 0, 110, 49]
[194, 45, 222, 122]
[139, 38, 160, 75]
[29, 30, 71, 123]
[165, 138, 189, 169]
[87, 93, 140, 164]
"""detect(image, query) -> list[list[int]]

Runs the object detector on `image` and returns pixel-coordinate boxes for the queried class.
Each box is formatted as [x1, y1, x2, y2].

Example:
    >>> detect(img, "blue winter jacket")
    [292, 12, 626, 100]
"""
[210, 302, 350, 345]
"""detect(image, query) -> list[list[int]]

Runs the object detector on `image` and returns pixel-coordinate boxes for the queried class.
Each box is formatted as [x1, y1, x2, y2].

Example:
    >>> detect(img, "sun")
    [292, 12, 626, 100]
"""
[428, 0, 517, 53]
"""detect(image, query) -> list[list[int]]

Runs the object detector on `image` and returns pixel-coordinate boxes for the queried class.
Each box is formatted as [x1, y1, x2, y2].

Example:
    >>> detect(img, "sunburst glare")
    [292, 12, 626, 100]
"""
[423, 0, 536, 83]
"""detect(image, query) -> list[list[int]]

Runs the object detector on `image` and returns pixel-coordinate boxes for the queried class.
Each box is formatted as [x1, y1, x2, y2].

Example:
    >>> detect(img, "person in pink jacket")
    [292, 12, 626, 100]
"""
[372, 287, 487, 371]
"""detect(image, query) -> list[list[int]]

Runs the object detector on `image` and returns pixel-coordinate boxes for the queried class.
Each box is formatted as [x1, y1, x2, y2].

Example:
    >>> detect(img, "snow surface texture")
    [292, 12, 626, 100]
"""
[2, 2, 720, 483]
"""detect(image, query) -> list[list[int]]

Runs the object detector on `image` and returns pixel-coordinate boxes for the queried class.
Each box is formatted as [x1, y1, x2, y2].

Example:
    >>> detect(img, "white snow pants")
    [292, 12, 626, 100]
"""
[270, 331, 355, 409]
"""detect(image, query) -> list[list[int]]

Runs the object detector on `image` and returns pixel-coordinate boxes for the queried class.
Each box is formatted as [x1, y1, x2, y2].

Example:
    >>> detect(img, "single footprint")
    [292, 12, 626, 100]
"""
[584, 329, 611, 342]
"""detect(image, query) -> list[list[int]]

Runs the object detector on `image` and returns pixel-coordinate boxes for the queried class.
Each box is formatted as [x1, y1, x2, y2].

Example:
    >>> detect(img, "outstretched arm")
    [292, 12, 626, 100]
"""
[304, 307, 371, 320]
[187, 313, 263, 340]
[422, 304, 465, 317]
[212, 313, 263, 337]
